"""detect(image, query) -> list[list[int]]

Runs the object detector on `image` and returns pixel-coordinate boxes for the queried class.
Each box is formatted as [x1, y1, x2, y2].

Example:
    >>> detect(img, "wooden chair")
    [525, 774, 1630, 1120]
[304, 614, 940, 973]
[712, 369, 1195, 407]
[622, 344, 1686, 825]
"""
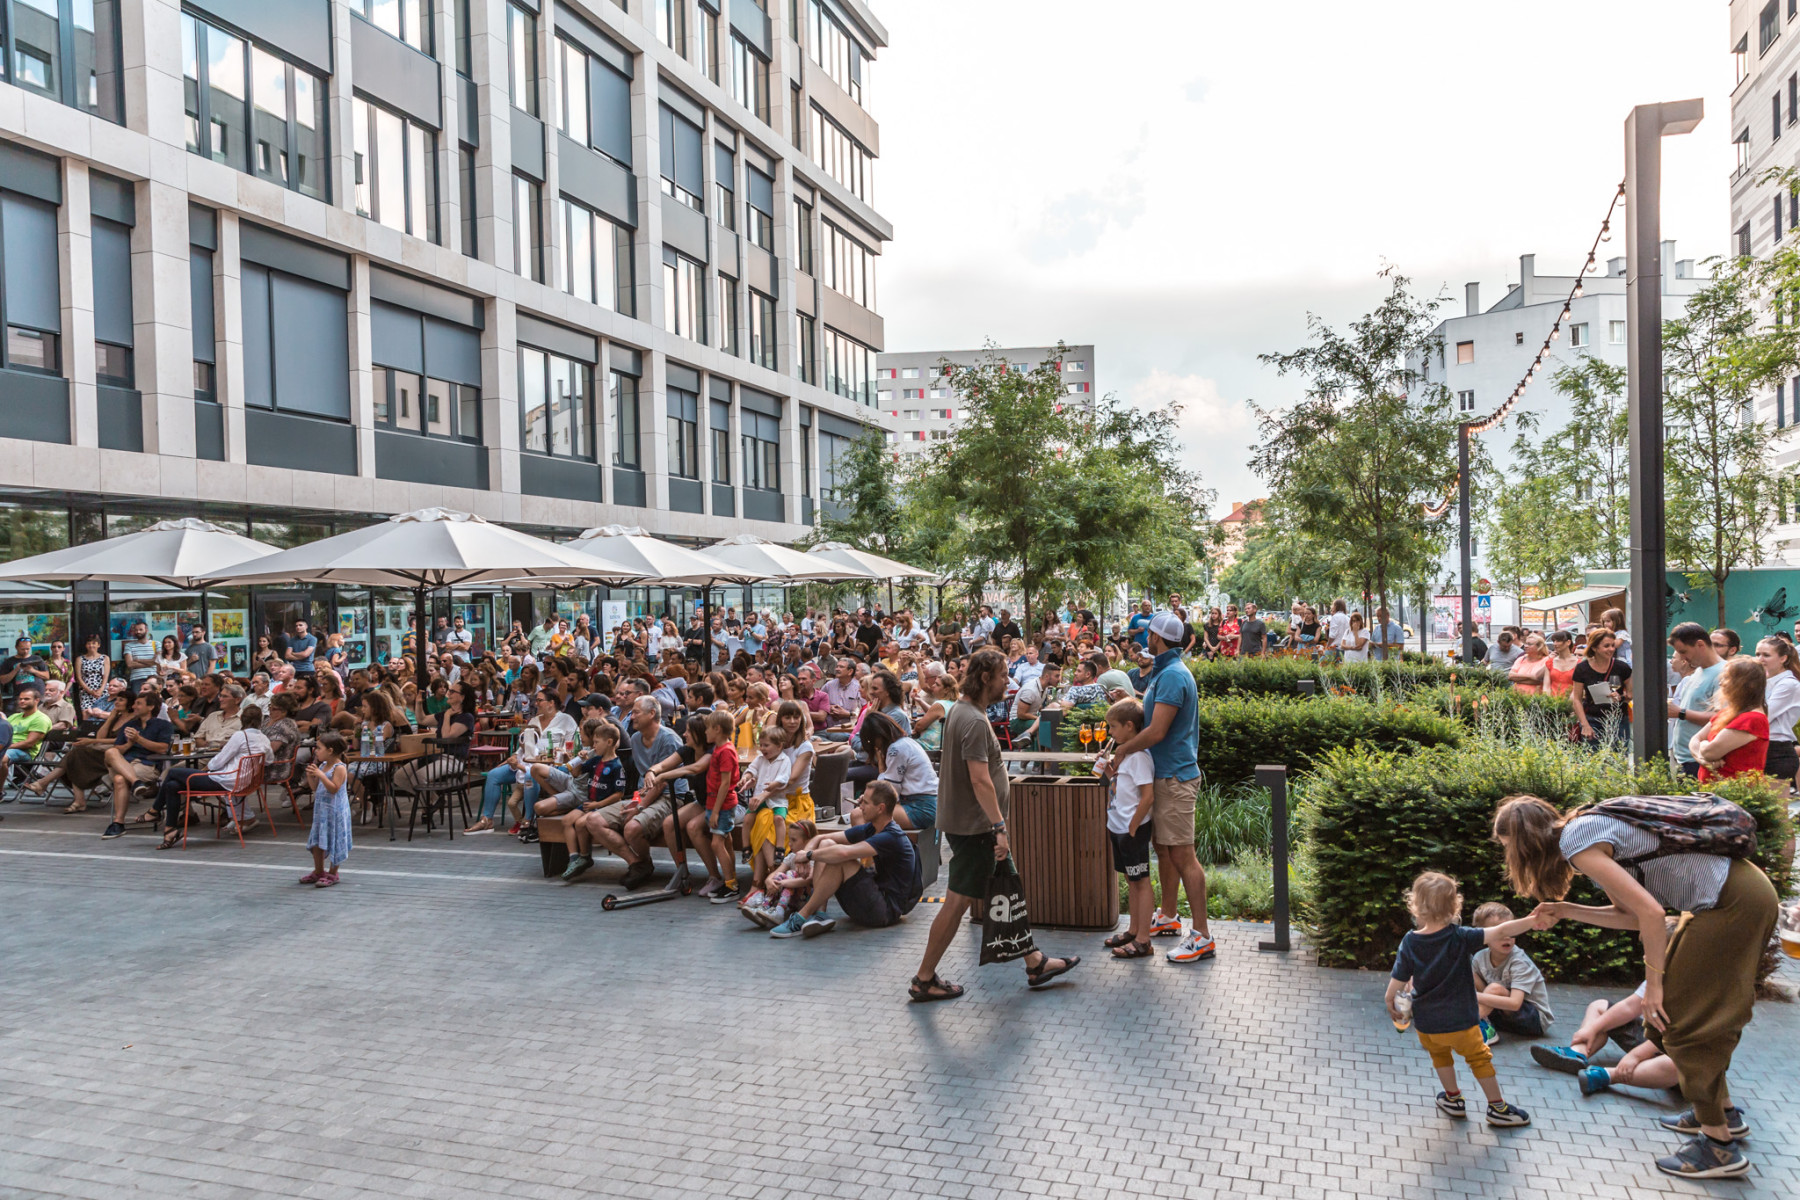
[179, 754, 268, 848]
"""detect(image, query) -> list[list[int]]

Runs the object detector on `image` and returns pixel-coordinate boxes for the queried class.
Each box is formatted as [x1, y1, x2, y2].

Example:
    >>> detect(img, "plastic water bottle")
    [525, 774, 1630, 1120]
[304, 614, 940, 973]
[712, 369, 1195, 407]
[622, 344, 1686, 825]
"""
[373, 730, 386, 756]
[1393, 989, 1414, 1033]
[360, 728, 372, 757]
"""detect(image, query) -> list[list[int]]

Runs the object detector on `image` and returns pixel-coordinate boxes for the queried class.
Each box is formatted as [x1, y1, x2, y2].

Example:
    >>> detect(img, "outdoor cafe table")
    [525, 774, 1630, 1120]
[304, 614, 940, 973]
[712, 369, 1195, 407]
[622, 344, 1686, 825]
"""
[345, 750, 424, 840]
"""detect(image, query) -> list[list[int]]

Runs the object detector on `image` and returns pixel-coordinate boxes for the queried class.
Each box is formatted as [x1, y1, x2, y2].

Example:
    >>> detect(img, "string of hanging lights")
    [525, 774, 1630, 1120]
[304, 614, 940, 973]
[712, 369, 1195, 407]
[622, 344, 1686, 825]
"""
[1422, 180, 1627, 518]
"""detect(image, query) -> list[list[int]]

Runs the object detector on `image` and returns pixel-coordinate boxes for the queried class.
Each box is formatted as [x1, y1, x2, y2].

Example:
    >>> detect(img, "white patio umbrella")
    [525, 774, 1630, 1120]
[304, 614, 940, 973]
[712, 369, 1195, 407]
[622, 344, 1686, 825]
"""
[803, 541, 938, 581]
[695, 534, 872, 585]
[200, 508, 649, 688]
[0, 518, 280, 589]
[567, 525, 737, 587]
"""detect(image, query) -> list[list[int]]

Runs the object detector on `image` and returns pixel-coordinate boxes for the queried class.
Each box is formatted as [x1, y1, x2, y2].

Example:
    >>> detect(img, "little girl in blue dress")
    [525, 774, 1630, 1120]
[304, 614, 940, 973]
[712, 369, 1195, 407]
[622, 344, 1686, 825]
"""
[302, 731, 352, 888]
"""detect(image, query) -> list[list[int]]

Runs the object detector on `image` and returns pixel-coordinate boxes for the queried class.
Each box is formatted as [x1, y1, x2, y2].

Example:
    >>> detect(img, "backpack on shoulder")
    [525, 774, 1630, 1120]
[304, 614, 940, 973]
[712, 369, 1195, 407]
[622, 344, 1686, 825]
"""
[1582, 794, 1759, 866]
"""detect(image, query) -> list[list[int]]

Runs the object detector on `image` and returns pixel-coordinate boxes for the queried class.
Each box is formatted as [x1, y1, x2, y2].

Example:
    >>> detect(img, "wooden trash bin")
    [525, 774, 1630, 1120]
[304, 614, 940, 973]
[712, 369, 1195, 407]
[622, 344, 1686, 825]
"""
[537, 814, 572, 878]
[1007, 774, 1117, 930]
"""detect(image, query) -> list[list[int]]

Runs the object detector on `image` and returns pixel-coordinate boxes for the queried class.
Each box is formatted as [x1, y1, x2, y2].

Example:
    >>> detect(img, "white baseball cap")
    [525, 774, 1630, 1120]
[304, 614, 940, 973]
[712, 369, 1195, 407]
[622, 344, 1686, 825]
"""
[1148, 612, 1185, 643]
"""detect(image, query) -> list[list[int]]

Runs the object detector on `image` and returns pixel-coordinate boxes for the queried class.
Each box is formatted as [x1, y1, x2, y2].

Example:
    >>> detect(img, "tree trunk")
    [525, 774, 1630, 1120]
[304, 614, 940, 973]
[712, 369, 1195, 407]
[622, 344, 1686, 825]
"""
[1717, 571, 1728, 631]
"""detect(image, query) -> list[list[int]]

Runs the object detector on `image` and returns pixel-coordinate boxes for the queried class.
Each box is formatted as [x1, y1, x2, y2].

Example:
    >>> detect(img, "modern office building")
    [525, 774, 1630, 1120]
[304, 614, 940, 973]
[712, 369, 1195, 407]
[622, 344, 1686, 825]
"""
[875, 344, 1096, 456]
[1729, 0, 1800, 564]
[1407, 248, 1708, 590]
[0, 0, 890, 665]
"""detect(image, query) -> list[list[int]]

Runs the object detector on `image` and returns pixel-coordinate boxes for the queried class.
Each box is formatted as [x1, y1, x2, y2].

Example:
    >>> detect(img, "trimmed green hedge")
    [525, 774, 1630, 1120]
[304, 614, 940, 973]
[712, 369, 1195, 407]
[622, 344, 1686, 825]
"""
[1185, 656, 1514, 700]
[1298, 739, 1795, 982]
[1408, 683, 1575, 732]
[1193, 695, 1464, 787]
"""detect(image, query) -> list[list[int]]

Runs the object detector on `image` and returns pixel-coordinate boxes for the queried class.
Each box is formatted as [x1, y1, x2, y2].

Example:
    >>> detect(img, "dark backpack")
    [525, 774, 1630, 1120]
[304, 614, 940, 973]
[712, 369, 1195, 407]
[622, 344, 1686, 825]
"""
[1581, 794, 1759, 866]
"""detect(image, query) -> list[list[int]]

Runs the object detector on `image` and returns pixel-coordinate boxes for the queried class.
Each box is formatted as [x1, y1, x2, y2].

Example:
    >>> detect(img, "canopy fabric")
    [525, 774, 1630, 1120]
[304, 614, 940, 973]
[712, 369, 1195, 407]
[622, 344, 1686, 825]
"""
[804, 542, 937, 581]
[695, 534, 872, 584]
[1520, 585, 1620, 612]
[568, 527, 737, 587]
[0, 518, 281, 589]
[198, 507, 648, 589]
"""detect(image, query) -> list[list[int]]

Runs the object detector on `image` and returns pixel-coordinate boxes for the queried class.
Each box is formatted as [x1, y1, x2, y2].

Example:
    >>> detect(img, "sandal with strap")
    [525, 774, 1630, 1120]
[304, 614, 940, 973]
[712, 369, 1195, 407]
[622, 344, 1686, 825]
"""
[1026, 954, 1081, 987]
[907, 974, 965, 1003]
[1110, 940, 1153, 959]
[156, 830, 182, 851]
[1102, 930, 1137, 949]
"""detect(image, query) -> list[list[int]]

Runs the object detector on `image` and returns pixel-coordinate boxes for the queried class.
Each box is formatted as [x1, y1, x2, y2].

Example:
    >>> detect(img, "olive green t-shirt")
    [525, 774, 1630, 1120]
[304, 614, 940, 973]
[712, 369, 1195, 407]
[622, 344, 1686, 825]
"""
[938, 698, 1009, 836]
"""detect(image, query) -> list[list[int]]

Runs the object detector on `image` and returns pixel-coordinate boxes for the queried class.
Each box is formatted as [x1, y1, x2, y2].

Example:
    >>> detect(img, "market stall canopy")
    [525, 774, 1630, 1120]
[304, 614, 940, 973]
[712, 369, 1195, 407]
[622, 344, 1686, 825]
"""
[803, 542, 938, 581]
[197, 508, 649, 589]
[0, 518, 281, 590]
[1520, 585, 1621, 612]
[693, 534, 873, 585]
[567, 525, 739, 587]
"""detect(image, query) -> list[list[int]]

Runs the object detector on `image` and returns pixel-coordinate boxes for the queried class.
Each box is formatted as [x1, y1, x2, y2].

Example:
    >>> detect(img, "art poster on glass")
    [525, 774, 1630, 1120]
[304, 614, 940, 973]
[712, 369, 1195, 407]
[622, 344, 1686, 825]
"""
[0, 611, 71, 654]
[210, 608, 250, 676]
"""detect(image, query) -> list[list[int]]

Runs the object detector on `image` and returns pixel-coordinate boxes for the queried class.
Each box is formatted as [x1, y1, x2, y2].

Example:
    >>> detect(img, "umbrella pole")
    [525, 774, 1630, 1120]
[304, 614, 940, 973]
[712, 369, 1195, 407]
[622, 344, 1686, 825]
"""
[702, 586, 714, 673]
[415, 585, 430, 696]
[199, 590, 210, 665]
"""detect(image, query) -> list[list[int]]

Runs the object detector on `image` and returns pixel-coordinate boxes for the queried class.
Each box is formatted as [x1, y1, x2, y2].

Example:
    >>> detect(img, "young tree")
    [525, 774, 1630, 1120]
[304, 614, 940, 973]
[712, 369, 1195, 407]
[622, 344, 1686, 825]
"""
[1481, 470, 1590, 601]
[1548, 358, 1631, 570]
[1250, 268, 1460, 614]
[1662, 247, 1800, 627]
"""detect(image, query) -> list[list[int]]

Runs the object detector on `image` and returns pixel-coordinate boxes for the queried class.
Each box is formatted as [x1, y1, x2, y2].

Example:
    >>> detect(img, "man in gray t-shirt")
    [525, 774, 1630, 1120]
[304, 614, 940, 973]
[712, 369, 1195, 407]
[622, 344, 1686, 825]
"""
[589, 697, 684, 890]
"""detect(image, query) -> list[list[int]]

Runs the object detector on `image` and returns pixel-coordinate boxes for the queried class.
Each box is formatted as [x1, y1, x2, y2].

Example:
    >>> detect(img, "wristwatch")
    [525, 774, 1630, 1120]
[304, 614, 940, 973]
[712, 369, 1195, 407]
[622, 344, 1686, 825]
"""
[1677, 707, 1687, 722]
[991, 820, 1006, 833]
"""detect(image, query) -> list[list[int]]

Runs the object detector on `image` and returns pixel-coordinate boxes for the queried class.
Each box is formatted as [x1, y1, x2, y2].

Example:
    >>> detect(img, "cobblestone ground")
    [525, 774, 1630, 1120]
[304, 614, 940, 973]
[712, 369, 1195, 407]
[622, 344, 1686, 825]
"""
[2, 803, 1797, 1199]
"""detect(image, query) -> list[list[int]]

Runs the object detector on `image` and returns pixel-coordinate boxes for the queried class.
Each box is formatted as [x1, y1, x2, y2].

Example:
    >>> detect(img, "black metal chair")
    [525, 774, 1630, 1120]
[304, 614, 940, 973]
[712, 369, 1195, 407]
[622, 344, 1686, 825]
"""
[397, 736, 473, 840]
[6, 731, 72, 805]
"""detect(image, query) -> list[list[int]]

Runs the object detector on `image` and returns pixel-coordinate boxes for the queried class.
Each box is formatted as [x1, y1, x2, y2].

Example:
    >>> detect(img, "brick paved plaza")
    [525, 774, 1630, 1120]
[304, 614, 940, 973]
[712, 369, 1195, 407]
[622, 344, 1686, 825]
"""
[2, 807, 1798, 1199]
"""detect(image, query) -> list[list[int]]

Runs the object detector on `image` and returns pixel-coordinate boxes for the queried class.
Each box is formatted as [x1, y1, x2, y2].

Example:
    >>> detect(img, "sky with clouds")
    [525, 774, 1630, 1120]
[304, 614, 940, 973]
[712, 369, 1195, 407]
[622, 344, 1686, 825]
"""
[871, 0, 1736, 513]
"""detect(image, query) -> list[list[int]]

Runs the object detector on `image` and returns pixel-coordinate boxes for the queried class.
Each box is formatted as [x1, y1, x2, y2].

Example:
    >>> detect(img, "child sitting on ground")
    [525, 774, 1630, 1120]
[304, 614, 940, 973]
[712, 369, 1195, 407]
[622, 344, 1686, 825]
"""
[1471, 901, 1555, 1044]
[1385, 872, 1537, 1127]
[737, 725, 793, 899]
[739, 819, 819, 929]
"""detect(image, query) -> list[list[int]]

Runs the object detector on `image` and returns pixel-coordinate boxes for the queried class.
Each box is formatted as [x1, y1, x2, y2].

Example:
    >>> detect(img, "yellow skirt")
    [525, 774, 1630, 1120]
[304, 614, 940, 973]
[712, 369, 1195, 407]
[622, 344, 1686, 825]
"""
[749, 789, 814, 858]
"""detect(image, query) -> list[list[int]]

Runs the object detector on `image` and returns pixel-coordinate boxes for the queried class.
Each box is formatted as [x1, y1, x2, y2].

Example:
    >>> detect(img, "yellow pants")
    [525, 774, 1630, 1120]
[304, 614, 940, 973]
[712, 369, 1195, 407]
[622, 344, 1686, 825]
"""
[748, 789, 814, 858]
[1417, 1026, 1495, 1079]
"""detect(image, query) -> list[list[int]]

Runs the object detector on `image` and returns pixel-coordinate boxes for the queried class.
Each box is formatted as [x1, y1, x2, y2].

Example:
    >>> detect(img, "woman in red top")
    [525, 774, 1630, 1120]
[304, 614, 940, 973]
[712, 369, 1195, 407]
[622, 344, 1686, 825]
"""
[1219, 603, 1242, 659]
[1690, 657, 1770, 783]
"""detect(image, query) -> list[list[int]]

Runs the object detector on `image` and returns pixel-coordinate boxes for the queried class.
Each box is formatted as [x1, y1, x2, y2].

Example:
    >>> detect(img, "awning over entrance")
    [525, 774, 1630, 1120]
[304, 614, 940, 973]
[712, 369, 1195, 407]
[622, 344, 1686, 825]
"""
[1521, 585, 1619, 612]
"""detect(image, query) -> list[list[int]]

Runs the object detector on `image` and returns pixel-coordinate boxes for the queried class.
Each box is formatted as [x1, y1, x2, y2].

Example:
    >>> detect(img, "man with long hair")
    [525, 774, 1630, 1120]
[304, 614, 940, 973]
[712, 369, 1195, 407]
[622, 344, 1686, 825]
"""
[906, 647, 1079, 1002]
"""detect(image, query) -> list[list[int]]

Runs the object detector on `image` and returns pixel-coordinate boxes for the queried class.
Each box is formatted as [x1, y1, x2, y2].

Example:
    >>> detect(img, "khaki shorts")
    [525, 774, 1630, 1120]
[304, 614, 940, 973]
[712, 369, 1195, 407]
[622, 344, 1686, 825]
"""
[1151, 776, 1199, 847]
[622, 794, 675, 837]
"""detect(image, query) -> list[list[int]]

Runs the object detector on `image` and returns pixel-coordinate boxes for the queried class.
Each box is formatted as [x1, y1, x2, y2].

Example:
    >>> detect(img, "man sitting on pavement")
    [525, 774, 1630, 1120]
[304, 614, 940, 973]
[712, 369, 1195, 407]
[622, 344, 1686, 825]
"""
[767, 782, 921, 938]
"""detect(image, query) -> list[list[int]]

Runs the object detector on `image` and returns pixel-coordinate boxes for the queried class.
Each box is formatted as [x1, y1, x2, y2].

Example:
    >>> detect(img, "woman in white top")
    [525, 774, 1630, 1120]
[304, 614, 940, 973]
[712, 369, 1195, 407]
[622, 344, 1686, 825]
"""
[660, 619, 684, 662]
[155, 703, 272, 848]
[1755, 636, 1800, 791]
[156, 635, 186, 679]
[1338, 612, 1371, 663]
[467, 690, 578, 833]
[852, 711, 939, 832]
[1325, 600, 1351, 657]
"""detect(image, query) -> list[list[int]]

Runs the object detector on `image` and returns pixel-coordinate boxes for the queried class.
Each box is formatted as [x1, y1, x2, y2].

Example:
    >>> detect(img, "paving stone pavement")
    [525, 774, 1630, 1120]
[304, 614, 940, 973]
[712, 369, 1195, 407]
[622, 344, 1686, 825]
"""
[1, 804, 1798, 1199]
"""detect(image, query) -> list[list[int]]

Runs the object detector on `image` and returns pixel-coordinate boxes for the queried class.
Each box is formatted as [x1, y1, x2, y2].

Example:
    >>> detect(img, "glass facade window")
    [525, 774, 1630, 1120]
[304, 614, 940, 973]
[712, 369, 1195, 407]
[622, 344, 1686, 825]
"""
[749, 289, 776, 369]
[821, 220, 874, 310]
[667, 387, 699, 479]
[792, 198, 814, 273]
[715, 144, 736, 231]
[459, 144, 477, 258]
[711, 401, 730, 485]
[662, 248, 705, 343]
[822, 326, 874, 406]
[803, 0, 865, 106]
[513, 173, 541, 280]
[741, 410, 779, 491]
[698, 4, 720, 82]
[4, 0, 121, 122]
[556, 37, 588, 145]
[611, 369, 640, 467]
[656, 0, 686, 55]
[795, 312, 816, 384]
[507, 1, 538, 115]
[518, 345, 593, 458]
[659, 104, 705, 211]
[820, 428, 852, 501]
[729, 35, 769, 122]
[182, 13, 327, 199]
[354, 97, 439, 242]
[809, 106, 872, 204]
[746, 168, 774, 251]
[557, 196, 633, 314]
[372, 368, 479, 442]
[717, 274, 739, 356]
[358, 0, 433, 55]
[1, 190, 63, 376]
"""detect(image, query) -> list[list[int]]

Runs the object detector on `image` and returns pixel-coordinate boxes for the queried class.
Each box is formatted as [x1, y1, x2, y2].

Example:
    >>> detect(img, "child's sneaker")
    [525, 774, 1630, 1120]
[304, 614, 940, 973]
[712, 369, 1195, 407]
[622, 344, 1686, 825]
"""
[1578, 1066, 1612, 1096]
[1166, 931, 1217, 963]
[1659, 1106, 1750, 1138]
[742, 891, 768, 912]
[770, 912, 807, 938]
[560, 854, 592, 881]
[1530, 1044, 1589, 1074]
[1656, 1136, 1750, 1179]
[1436, 1091, 1467, 1119]
[1485, 1101, 1531, 1128]
[1479, 1017, 1499, 1045]
[1148, 912, 1183, 938]
[759, 904, 788, 929]
[710, 880, 740, 905]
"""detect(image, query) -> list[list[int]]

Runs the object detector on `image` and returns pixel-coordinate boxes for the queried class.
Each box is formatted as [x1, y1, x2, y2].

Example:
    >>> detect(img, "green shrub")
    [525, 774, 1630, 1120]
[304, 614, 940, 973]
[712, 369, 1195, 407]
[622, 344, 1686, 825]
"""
[1193, 695, 1464, 787]
[1408, 683, 1575, 737]
[1297, 738, 1794, 982]
[1184, 656, 1513, 701]
[1191, 784, 1287, 865]
[1205, 846, 1314, 922]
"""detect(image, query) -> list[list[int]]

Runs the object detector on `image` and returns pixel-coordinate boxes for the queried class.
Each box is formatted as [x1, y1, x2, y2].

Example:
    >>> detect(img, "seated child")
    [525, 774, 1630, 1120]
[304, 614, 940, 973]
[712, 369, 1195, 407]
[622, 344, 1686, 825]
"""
[1385, 872, 1536, 1128]
[558, 724, 628, 882]
[739, 819, 818, 929]
[739, 725, 793, 893]
[1471, 901, 1555, 1043]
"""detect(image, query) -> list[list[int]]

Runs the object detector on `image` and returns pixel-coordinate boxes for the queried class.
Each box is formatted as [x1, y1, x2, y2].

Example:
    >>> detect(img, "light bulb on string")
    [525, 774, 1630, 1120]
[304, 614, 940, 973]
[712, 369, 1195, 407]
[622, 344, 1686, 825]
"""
[1551, 326, 1561, 340]
[1573, 283, 1584, 298]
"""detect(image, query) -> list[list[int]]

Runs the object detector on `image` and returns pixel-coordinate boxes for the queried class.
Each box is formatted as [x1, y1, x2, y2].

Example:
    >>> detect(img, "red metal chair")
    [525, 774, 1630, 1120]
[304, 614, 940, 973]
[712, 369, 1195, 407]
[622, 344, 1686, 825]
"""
[260, 754, 302, 828]
[179, 754, 268, 848]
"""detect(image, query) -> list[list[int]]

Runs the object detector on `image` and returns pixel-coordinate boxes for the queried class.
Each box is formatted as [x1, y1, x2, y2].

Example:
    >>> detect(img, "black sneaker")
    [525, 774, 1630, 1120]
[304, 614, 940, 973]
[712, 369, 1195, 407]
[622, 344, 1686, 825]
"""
[1436, 1091, 1467, 1119]
[1659, 1106, 1750, 1138]
[100, 822, 125, 839]
[1486, 1101, 1531, 1128]
[517, 826, 539, 844]
[1656, 1136, 1750, 1179]
[620, 860, 655, 890]
[709, 881, 740, 905]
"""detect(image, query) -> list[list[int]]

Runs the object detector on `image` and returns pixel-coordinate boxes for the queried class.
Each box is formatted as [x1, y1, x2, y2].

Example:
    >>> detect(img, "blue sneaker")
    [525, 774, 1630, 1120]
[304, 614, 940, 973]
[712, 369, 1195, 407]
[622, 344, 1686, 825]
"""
[770, 912, 807, 938]
[1659, 1106, 1750, 1138]
[1479, 1018, 1499, 1046]
[1578, 1065, 1612, 1096]
[1530, 1044, 1589, 1074]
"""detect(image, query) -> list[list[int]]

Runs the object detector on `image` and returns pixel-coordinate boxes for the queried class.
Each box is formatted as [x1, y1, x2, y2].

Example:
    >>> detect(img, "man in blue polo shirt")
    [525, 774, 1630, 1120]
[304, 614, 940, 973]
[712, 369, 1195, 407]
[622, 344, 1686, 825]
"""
[1127, 600, 1154, 649]
[1107, 611, 1214, 963]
